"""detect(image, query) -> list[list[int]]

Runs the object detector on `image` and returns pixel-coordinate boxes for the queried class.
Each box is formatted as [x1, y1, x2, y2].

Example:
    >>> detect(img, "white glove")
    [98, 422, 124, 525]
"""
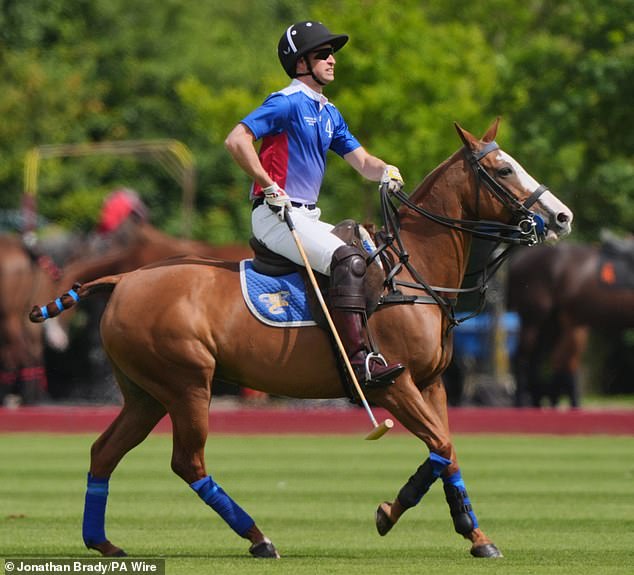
[262, 183, 292, 219]
[380, 164, 404, 194]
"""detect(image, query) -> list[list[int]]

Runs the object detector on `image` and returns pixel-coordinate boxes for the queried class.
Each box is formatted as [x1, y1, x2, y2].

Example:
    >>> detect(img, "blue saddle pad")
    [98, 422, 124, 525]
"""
[240, 260, 317, 327]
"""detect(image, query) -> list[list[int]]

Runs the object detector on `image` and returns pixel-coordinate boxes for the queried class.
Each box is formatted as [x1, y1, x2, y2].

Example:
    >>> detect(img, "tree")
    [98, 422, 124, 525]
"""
[1, 0, 632, 243]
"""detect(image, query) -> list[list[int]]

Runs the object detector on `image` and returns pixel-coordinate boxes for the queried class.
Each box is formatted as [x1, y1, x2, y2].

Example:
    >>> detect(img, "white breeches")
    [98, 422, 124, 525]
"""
[251, 204, 345, 275]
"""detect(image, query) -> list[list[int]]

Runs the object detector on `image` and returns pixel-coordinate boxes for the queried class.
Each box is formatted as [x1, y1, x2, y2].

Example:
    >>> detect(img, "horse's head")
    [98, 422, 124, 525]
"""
[455, 118, 573, 244]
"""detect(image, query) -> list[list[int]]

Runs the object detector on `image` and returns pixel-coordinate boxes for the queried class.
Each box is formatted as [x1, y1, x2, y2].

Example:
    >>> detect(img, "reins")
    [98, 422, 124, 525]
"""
[369, 142, 549, 328]
[391, 144, 546, 247]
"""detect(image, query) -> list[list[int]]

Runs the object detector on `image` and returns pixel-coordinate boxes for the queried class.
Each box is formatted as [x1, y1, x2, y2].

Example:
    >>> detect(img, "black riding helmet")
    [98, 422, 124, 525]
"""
[278, 21, 348, 80]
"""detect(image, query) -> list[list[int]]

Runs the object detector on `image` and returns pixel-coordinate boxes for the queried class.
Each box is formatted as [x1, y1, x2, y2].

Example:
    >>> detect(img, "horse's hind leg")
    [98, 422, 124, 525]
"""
[375, 379, 502, 558]
[513, 322, 546, 407]
[84, 367, 167, 557]
[168, 397, 280, 559]
[550, 323, 587, 409]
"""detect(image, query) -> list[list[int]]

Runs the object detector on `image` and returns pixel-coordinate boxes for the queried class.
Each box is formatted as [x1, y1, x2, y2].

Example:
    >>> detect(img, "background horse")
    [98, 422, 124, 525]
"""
[85, 218, 252, 273]
[0, 234, 54, 404]
[32, 119, 572, 559]
[0, 222, 250, 405]
[507, 239, 634, 407]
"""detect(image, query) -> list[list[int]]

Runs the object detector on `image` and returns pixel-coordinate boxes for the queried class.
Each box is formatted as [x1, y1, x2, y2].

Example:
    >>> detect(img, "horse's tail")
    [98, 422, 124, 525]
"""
[29, 275, 122, 323]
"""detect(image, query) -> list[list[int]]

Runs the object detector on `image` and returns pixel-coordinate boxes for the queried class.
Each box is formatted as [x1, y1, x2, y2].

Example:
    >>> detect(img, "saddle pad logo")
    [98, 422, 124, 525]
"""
[258, 291, 290, 315]
[240, 260, 316, 327]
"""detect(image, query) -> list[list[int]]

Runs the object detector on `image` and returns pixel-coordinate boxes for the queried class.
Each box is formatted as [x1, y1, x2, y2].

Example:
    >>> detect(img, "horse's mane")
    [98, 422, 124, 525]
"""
[408, 148, 463, 202]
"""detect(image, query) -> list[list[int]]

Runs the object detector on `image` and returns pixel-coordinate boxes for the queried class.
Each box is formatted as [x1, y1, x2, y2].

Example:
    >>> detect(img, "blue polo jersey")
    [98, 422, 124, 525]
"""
[240, 80, 361, 204]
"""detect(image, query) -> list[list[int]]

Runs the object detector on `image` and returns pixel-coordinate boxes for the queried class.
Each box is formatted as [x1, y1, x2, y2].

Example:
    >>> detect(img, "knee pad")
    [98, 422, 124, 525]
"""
[329, 246, 367, 310]
[331, 245, 367, 275]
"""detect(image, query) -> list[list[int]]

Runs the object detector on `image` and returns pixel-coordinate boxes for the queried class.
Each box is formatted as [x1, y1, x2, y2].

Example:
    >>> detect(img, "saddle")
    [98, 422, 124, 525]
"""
[248, 219, 385, 325]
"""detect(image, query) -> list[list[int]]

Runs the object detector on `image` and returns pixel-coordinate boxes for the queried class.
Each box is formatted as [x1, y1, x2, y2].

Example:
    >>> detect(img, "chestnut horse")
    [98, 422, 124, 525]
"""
[31, 120, 573, 559]
[507, 240, 634, 407]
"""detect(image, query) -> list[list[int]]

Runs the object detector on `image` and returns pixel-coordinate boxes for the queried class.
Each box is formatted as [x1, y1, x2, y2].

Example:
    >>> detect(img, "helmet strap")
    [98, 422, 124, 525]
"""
[295, 58, 327, 86]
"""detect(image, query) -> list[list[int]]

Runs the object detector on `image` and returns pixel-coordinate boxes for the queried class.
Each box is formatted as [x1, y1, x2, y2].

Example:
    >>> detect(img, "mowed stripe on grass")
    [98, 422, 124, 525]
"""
[1, 433, 632, 575]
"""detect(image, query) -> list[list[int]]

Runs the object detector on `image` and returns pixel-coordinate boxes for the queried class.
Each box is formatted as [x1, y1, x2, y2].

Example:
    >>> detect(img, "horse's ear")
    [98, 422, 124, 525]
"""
[454, 122, 477, 150]
[481, 117, 501, 142]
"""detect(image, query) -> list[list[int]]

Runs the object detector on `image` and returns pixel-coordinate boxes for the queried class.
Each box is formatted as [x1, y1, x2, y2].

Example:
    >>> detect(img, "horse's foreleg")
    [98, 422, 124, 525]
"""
[375, 380, 502, 558]
[440, 468, 502, 557]
[374, 379, 455, 534]
[84, 384, 166, 557]
[429, 382, 502, 557]
[376, 452, 451, 534]
[169, 396, 279, 559]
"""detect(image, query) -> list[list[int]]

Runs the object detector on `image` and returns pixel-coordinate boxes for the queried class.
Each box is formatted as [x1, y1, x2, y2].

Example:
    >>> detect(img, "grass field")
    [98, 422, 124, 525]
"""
[1, 433, 633, 575]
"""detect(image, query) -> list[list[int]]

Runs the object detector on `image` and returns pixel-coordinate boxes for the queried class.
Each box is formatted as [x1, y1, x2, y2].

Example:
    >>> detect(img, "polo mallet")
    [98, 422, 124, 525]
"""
[283, 209, 393, 440]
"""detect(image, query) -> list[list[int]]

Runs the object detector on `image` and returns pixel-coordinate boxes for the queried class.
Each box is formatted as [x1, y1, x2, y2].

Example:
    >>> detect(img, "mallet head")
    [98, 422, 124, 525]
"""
[365, 419, 394, 440]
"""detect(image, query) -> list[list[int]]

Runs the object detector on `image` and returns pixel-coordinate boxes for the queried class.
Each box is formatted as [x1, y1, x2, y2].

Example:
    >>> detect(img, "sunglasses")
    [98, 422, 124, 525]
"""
[311, 47, 334, 61]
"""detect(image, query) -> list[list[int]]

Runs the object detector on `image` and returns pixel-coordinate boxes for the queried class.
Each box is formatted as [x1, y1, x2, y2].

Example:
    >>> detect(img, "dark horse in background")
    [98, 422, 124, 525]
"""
[0, 221, 250, 405]
[32, 119, 572, 559]
[507, 237, 634, 408]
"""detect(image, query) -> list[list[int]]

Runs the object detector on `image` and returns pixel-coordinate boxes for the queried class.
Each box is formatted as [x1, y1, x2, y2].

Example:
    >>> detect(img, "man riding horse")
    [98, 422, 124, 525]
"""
[224, 21, 405, 389]
[29, 18, 575, 560]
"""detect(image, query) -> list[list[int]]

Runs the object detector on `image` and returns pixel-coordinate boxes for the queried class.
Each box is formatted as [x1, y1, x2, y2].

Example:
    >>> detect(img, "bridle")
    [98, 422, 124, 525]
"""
[390, 141, 548, 247]
[465, 141, 548, 244]
[371, 141, 551, 326]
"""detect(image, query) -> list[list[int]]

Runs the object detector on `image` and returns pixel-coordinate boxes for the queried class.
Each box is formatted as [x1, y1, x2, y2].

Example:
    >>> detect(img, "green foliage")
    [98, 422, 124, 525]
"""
[481, 0, 634, 239]
[311, 0, 499, 221]
[0, 0, 632, 242]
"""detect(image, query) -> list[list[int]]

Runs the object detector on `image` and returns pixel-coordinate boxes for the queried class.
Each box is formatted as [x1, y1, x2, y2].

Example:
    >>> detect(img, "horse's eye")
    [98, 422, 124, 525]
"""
[497, 167, 513, 177]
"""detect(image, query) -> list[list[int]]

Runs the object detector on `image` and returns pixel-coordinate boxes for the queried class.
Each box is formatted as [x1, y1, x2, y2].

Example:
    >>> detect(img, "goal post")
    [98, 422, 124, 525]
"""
[23, 139, 196, 236]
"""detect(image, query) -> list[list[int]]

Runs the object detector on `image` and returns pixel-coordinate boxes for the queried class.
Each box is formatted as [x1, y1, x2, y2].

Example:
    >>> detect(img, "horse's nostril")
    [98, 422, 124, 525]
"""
[557, 212, 569, 224]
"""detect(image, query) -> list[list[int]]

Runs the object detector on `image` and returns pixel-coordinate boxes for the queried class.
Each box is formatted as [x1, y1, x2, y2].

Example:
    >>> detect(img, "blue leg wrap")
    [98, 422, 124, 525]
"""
[443, 470, 479, 533]
[397, 452, 452, 509]
[190, 476, 254, 537]
[82, 473, 109, 547]
[429, 452, 453, 474]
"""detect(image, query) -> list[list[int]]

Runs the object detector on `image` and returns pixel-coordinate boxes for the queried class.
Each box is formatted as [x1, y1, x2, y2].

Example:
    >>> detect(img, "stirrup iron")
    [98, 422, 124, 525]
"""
[365, 352, 388, 380]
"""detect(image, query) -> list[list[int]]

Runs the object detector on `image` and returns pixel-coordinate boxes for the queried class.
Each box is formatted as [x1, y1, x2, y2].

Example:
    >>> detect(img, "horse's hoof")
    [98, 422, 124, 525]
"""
[375, 502, 395, 536]
[107, 548, 128, 557]
[471, 543, 503, 558]
[88, 541, 127, 557]
[249, 539, 280, 559]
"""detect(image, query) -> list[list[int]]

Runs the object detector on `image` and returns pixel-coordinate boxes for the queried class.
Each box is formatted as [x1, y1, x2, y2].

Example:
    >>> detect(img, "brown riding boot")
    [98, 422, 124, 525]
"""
[329, 245, 405, 389]
[331, 309, 405, 388]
